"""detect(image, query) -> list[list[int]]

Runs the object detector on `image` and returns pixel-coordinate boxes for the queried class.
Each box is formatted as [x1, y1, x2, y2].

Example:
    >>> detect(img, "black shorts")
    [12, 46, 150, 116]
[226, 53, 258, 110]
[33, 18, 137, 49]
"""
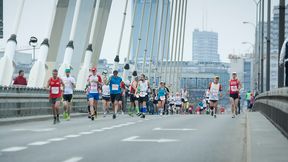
[63, 94, 73, 102]
[230, 93, 239, 100]
[111, 94, 122, 103]
[130, 95, 139, 102]
[176, 104, 182, 108]
[209, 100, 218, 103]
[102, 96, 110, 101]
[139, 95, 148, 103]
[169, 103, 174, 107]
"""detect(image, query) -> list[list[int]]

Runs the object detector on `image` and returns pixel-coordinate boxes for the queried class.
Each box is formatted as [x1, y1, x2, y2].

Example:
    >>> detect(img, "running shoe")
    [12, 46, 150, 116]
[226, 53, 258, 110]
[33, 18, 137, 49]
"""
[214, 114, 216, 118]
[91, 116, 95, 121]
[140, 114, 145, 118]
[53, 119, 57, 125]
[56, 117, 60, 123]
[63, 112, 67, 120]
[67, 115, 70, 121]
[113, 113, 116, 119]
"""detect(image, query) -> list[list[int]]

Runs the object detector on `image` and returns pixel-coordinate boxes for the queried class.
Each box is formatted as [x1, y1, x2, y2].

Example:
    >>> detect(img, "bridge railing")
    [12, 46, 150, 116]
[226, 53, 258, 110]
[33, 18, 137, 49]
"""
[253, 87, 288, 138]
[0, 86, 88, 118]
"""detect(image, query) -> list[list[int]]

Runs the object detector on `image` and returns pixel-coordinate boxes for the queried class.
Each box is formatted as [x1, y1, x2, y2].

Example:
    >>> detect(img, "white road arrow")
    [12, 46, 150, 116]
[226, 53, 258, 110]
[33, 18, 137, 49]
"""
[153, 128, 197, 131]
[122, 136, 179, 143]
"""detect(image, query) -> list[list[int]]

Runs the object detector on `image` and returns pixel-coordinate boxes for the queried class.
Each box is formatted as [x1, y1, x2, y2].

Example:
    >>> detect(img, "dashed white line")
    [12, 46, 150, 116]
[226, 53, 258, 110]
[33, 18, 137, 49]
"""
[28, 141, 50, 146]
[79, 131, 93, 135]
[91, 129, 104, 132]
[63, 157, 83, 162]
[101, 127, 114, 130]
[1, 146, 27, 152]
[65, 134, 81, 138]
[48, 137, 66, 142]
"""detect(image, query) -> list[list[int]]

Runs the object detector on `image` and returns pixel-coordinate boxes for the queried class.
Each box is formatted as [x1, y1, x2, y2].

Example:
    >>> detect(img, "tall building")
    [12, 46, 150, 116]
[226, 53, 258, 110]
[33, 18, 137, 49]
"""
[192, 29, 220, 62]
[131, 0, 170, 64]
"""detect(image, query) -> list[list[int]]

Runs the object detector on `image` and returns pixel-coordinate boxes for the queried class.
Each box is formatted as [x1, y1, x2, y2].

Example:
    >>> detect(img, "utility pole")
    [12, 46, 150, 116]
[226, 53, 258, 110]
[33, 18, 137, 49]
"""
[266, 0, 271, 91]
[278, 0, 285, 88]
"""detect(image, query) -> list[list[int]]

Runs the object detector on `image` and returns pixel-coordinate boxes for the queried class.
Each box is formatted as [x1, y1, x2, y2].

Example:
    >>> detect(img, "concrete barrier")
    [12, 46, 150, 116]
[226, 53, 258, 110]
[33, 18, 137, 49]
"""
[253, 87, 288, 138]
[0, 86, 88, 118]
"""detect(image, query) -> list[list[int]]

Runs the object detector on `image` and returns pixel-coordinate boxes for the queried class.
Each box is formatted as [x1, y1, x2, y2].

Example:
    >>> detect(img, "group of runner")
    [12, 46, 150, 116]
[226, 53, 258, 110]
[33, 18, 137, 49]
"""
[46, 67, 242, 124]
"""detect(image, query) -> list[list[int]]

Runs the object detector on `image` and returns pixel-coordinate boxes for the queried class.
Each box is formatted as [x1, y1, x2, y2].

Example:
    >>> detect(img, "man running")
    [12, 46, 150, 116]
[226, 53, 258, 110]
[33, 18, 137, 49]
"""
[208, 76, 222, 118]
[87, 67, 102, 120]
[62, 69, 75, 121]
[229, 72, 242, 118]
[137, 74, 150, 118]
[109, 70, 123, 119]
[47, 69, 64, 124]
[129, 76, 139, 116]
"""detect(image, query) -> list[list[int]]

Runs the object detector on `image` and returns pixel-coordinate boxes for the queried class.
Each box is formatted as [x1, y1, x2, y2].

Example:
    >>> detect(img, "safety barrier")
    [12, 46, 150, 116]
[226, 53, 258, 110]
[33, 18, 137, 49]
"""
[0, 86, 88, 118]
[253, 87, 288, 138]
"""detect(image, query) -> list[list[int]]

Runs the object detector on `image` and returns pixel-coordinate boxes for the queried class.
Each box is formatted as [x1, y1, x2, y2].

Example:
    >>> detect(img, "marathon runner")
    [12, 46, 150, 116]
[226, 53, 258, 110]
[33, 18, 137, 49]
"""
[118, 81, 126, 115]
[208, 76, 222, 118]
[228, 72, 242, 118]
[174, 92, 182, 114]
[109, 70, 123, 119]
[62, 69, 75, 121]
[167, 93, 175, 114]
[47, 69, 64, 124]
[181, 88, 189, 113]
[157, 81, 167, 115]
[137, 74, 150, 118]
[163, 82, 170, 115]
[87, 67, 102, 120]
[101, 75, 110, 117]
[129, 76, 139, 116]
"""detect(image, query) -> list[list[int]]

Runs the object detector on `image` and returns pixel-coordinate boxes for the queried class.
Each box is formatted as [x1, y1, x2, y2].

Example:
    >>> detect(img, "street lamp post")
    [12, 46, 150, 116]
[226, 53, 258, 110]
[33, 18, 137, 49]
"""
[29, 36, 38, 63]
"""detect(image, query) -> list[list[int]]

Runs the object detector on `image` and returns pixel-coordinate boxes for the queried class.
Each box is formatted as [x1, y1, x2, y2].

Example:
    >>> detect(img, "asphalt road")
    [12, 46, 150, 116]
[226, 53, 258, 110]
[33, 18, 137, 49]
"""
[0, 113, 247, 162]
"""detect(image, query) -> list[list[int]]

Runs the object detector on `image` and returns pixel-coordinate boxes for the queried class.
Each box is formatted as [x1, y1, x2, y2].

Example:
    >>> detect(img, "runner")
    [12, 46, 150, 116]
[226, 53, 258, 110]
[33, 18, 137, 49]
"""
[62, 69, 76, 121]
[47, 69, 64, 124]
[87, 67, 102, 120]
[109, 70, 123, 119]
[129, 76, 139, 116]
[101, 76, 110, 117]
[137, 74, 150, 118]
[119, 81, 126, 115]
[167, 93, 175, 114]
[208, 76, 223, 118]
[174, 92, 182, 114]
[228, 72, 242, 118]
[181, 88, 189, 114]
[163, 82, 170, 115]
[157, 81, 167, 115]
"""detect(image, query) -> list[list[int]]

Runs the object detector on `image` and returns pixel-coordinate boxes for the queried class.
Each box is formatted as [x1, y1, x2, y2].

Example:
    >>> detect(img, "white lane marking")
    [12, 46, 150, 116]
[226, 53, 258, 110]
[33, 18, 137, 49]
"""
[65, 134, 81, 138]
[153, 128, 197, 131]
[28, 141, 50, 146]
[122, 136, 179, 143]
[48, 138, 66, 142]
[1, 146, 27, 152]
[79, 131, 93, 135]
[63, 157, 83, 162]
[91, 129, 104, 132]
[101, 127, 114, 130]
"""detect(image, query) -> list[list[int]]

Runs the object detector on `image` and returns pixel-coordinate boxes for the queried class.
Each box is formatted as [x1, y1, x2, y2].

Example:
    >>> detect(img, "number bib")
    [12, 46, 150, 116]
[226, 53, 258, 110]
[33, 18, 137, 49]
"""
[112, 84, 119, 91]
[160, 96, 166, 101]
[231, 86, 238, 92]
[51, 87, 59, 94]
[139, 91, 147, 97]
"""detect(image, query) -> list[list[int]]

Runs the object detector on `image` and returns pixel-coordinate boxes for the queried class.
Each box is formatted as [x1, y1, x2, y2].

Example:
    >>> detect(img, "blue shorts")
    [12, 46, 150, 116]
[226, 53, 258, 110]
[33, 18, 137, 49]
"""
[89, 93, 99, 100]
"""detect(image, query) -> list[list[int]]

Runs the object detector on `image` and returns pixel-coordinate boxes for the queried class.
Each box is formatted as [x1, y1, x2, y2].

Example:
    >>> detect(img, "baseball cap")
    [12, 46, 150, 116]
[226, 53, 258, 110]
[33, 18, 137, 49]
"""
[232, 72, 237, 75]
[65, 69, 71, 73]
[91, 67, 97, 71]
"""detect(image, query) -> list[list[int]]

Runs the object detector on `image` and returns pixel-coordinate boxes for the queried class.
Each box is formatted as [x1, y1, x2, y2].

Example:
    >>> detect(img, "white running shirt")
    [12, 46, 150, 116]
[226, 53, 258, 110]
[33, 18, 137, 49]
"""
[62, 76, 75, 94]
[88, 75, 99, 93]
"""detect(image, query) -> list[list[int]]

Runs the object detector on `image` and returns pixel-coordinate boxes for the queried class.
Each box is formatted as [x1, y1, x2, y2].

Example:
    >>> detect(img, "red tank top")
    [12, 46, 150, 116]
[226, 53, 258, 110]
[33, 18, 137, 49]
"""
[229, 79, 239, 95]
[130, 81, 136, 94]
[49, 77, 62, 98]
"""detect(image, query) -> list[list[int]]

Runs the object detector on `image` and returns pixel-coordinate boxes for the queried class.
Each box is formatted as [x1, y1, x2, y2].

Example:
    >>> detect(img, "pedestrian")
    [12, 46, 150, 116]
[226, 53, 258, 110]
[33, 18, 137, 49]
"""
[109, 70, 123, 119]
[62, 69, 76, 121]
[157, 81, 167, 115]
[101, 76, 111, 117]
[228, 72, 242, 118]
[47, 69, 64, 124]
[245, 91, 252, 111]
[13, 70, 27, 86]
[136, 74, 150, 118]
[129, 76, 139, 116]
[208, 76, 223, 118]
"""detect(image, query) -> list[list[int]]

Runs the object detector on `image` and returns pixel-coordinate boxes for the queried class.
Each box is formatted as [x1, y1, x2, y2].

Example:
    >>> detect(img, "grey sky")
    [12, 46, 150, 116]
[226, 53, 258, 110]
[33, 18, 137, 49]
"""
[0, 0, 280, 63]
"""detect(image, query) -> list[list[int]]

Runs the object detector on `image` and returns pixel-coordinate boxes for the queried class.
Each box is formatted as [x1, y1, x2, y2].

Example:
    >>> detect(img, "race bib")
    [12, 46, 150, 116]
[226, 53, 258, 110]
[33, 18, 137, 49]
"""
[51, 87, 59, 94]
[160, 96, 165, 101]
[231, 86, 238, 92]
[140, 91, 147, 97]
[112, 84, 119, 91]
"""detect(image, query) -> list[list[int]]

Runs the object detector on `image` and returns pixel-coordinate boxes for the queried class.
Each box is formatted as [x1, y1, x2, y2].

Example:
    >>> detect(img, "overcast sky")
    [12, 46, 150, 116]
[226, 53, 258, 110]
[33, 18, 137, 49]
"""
[0, 0, 280, 63]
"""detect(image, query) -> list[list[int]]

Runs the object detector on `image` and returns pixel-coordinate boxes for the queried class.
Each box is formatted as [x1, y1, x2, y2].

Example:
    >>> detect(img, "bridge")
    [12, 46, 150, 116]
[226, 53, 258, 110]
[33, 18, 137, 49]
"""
[0, 0, 288, 162]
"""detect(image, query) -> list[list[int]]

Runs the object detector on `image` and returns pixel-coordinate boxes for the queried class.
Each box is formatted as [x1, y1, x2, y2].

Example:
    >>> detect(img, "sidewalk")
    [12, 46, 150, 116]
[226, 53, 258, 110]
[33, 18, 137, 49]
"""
[0, 113, 87, 125]
[247, 112, 288, 162]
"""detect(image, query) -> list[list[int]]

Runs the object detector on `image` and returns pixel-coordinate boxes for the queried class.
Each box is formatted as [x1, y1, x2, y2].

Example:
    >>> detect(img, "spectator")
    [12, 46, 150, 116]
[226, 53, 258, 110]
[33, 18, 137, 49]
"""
[13, 70, 27, 86]
[245, 91, 251, 110]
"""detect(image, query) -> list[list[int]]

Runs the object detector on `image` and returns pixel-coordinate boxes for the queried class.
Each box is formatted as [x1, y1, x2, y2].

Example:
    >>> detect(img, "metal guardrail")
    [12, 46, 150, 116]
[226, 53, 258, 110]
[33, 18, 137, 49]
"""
[0, 86, 88, 118]
[253, 87, 288, 138]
